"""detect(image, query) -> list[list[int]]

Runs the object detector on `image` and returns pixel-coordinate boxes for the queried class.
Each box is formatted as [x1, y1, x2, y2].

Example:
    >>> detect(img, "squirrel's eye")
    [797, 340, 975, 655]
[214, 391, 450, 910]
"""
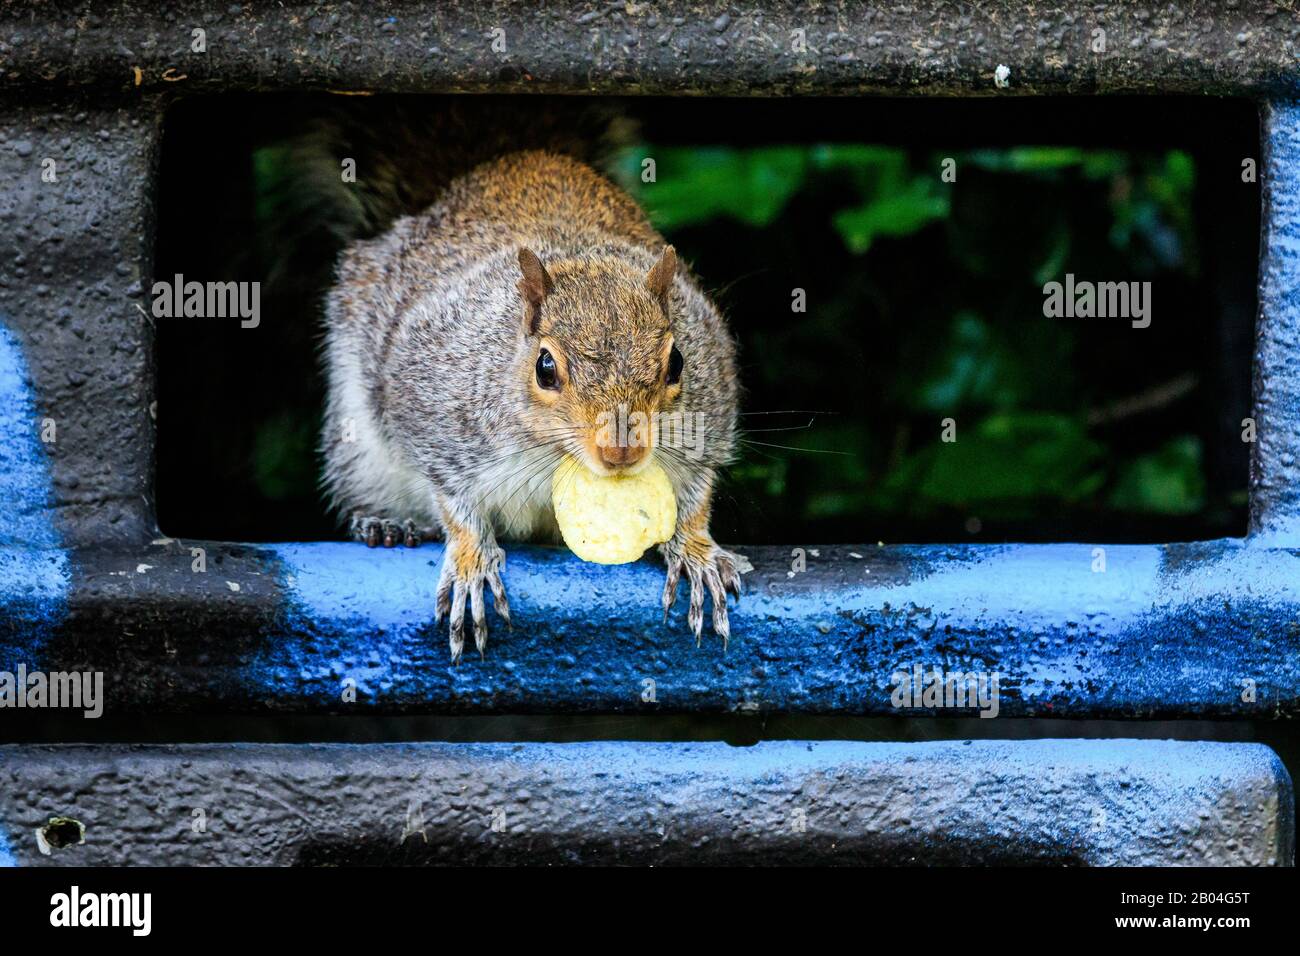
[666, 344, 684, 385]
[536, 348, 559, 390]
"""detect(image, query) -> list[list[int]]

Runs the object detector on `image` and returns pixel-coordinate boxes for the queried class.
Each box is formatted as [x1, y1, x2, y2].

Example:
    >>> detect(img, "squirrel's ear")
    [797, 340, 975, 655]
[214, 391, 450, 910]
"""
[646, 245, 676, 311]
[517, 247, 554, 336]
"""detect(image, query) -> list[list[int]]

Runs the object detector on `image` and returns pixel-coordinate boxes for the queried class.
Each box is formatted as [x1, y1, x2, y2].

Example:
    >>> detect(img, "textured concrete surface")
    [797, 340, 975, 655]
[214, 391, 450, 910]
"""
[0, 739, 1290, 866]
[0, 101, 159, 548]
[1251, 100, 1300, 546]
[1, 1, 1299, 97]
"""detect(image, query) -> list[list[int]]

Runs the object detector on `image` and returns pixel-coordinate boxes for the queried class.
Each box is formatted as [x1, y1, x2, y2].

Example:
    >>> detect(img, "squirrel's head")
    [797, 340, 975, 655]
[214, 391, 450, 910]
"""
[516, 245, 683, 477]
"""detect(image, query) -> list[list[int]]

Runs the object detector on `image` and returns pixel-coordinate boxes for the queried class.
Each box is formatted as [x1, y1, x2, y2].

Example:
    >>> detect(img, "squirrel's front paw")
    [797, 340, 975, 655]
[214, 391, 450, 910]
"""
[434, 539, 511, 663]
[660, 534, 743, 646]
[349, 513, 431, 548]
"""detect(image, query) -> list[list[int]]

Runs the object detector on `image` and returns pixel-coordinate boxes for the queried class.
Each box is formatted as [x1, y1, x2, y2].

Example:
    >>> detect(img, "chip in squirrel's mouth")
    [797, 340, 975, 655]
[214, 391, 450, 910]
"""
[551, 456, 677, 564]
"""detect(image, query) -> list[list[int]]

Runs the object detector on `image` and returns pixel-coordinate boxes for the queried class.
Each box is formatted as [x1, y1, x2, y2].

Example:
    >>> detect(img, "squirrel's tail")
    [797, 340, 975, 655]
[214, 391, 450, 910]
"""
[255, 95, 635, 288]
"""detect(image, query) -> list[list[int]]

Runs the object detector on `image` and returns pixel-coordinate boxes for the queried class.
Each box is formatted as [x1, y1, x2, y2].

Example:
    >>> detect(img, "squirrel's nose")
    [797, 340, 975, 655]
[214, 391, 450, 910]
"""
[598, 443, 647, 468]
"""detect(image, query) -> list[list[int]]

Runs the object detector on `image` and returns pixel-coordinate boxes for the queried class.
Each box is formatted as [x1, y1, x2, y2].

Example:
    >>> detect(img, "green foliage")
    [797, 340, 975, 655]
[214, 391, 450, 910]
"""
[617, 141, 1194, 271]
[878, 413, 1107, 514]
[911, 312, 1065, 413]
[832, 180, 949, 254]
[614, 140, 1213, 530]
[614, 147, 810, 230]
[1108, 436, 1206, 515]
[616, 144, 949, 253]
[813, 145, 950, 253]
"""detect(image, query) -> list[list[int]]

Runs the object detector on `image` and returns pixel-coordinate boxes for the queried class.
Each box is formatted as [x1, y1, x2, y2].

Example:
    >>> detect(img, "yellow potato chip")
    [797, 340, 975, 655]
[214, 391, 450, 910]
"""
[551, 456, 677, 564]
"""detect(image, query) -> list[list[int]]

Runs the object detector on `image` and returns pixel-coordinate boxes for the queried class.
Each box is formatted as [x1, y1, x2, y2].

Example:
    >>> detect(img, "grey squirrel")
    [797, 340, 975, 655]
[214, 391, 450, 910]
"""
[305, 99, 742, 661]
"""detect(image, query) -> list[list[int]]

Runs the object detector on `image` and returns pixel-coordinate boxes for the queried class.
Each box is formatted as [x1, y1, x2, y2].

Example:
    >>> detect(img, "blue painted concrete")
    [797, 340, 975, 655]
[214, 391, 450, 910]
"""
[0, 824, 15, 867]
[0, 325, 60, 550]
[0, 322, 69, 669]
[244, 537, 1300, 715]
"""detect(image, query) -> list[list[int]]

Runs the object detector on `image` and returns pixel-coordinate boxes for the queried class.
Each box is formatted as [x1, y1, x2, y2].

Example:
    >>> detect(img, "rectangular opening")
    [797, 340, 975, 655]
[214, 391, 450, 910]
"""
[153, 94, 1258, 544]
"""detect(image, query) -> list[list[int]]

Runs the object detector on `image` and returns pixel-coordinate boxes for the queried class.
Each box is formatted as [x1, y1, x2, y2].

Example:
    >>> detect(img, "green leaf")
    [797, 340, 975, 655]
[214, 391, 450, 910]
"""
[833, 181, 949, 254]
[615, 146, 808, 230]
[1108, 436, 1205, 514]
[878, 413, 1105, 513]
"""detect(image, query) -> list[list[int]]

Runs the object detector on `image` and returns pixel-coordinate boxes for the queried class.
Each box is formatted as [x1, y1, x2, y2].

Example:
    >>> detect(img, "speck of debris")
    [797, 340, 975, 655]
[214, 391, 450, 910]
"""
[849, 552, 863, 559]
[135, 563, 152, 573]
[226, 581, 240, 592]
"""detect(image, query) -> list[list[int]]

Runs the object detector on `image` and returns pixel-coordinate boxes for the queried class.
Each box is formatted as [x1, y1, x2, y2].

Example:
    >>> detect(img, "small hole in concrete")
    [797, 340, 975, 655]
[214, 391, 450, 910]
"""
[42, 817, 85, 849]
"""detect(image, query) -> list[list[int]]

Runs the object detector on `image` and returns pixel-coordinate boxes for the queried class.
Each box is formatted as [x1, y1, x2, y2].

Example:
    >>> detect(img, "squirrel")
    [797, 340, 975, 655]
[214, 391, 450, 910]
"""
[319, 140, 743, 662]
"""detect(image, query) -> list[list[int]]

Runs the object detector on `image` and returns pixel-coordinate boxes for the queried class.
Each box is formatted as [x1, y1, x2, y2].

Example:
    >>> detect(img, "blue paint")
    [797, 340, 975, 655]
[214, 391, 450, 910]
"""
[481, 737, 1285, 791]
[0, 322, 69, 669]
[267, 542, 447, 698]
[0, 324, 60, 549]
[0, 824, 15, 867]
[261, 540, 660, 700]
[275, 542, 439, 631]
[248, 537, 1300, 716]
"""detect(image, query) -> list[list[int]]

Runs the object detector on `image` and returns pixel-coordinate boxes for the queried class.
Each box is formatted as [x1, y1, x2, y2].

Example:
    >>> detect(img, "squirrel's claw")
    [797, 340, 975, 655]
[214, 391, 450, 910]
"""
[487, 565, 512, 630]
[434, 573, 453, 625]
[684, 560, 706, 645]
[447, 577, 468, 663]
[703, 565, 730, 646]
[435, 543, 509, 662]
[661, 539, 739, 648]
[350, 514, 427, 549]
[469, 575, 489, 658]
[661, 559, 683, 621]
[717, 551, 743, 604]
